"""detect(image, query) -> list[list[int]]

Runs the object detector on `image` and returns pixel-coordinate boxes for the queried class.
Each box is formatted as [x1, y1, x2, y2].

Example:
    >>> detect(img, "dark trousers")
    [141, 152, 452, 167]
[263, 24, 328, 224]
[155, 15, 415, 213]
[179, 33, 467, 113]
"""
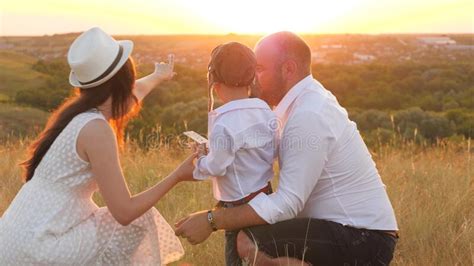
[243, 218, 398, 266]
[217, 201, 243, 266]
[224, 229, 242, 266]
[218, 183, 273, 266]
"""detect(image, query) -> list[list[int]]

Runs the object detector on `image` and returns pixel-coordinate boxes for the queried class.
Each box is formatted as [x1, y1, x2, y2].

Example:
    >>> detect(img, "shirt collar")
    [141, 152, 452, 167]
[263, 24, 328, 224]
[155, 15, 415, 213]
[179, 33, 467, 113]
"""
[274, 74, 314, 118]
[211, 98, 271, 116]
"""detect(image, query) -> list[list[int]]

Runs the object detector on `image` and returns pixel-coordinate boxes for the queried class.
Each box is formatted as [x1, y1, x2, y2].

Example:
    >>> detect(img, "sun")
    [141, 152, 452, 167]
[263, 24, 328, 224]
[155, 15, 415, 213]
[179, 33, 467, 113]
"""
[178, 0, 359, 34]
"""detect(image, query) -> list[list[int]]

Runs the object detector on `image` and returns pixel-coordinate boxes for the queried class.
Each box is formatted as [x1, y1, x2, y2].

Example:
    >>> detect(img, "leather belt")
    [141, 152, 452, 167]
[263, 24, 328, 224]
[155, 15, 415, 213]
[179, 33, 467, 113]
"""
[217, 182, 273, 208]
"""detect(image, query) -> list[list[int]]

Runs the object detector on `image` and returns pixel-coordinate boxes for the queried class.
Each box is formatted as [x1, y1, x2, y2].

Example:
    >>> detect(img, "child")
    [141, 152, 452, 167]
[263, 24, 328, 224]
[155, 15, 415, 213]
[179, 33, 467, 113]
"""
[193, 42, 277, 266]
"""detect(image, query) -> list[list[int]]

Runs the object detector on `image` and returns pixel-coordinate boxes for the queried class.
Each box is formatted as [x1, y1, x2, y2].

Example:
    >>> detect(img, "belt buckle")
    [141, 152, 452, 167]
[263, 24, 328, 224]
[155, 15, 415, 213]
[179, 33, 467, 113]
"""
[223, 202, 236, 208]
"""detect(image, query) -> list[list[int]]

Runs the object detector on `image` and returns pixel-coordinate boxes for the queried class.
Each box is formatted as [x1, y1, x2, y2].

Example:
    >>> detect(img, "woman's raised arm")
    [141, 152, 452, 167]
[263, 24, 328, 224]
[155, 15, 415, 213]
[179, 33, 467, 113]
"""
[134, 54, 176, 102]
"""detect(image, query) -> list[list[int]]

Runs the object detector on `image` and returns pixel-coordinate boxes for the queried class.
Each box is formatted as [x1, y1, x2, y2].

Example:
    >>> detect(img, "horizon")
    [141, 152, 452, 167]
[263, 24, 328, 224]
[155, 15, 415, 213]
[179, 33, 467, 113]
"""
[2, 32, 474, 38]
[1, 0, 473, 36]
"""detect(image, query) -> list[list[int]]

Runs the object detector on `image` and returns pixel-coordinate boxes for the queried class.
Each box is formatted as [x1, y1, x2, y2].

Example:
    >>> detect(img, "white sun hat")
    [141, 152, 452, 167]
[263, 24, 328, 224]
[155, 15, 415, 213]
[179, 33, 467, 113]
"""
[67, 27, 133, 89]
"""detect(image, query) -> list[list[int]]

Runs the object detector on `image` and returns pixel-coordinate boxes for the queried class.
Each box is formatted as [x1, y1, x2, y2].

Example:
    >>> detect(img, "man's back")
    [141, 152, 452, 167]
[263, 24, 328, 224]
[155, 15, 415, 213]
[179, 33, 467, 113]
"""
[292, 82, 398, 230]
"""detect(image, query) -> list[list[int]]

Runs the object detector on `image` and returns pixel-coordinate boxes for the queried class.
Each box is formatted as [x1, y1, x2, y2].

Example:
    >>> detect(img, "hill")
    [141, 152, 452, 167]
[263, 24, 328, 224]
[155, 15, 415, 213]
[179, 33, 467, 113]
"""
[0, 34, 472, 145]
[0, 51, 50, 140]
[0, 51, 48, 99]
[0, 103, 48, 141]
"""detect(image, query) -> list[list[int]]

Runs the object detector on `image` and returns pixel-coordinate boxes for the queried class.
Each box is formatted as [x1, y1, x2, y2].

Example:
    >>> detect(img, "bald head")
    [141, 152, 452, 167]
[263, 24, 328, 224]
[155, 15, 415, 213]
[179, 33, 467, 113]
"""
[252, 32, 312, 106]
[256, 31, 312, 76]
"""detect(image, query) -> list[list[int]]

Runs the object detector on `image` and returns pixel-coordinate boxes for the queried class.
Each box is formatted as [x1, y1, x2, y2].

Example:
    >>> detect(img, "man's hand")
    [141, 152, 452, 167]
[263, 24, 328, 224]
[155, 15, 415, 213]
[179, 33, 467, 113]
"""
[175, 210, 213, 245]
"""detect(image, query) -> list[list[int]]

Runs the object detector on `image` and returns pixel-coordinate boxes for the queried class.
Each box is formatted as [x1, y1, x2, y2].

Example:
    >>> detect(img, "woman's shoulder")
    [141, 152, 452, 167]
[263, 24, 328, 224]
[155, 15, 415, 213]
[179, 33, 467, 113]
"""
[76, 114, 116, 160]
[79, 115, 112, 140]
[75, 109, 112, 145]
[66, 109, 113, 164]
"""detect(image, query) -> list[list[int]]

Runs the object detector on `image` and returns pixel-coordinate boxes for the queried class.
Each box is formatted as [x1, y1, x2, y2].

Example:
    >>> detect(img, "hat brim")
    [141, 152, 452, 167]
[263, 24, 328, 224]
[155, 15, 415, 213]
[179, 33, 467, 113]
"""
[69, 40, 134, 89]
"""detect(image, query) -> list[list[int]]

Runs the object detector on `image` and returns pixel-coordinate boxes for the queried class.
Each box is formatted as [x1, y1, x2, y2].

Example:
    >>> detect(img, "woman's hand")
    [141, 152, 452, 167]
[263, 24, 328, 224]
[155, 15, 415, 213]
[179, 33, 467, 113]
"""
[153, 54, 176, 82]
[172, 153, 198, 182]
[134, 54, 176, 102]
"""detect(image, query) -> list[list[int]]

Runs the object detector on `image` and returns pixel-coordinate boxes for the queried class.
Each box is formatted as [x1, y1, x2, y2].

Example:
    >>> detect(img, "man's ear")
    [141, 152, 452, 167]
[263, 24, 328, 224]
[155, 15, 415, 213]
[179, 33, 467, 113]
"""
[282, 60, 298, 79]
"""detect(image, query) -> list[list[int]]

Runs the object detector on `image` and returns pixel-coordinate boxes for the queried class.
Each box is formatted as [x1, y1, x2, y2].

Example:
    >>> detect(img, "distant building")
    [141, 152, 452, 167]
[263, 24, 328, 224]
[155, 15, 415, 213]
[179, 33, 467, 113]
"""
[417, 37, 456, 45]
[311, 52, 326, 63]
[321, 44, 344, 49]
[353, 53, 376, 62]
[446, 44, 474, 51]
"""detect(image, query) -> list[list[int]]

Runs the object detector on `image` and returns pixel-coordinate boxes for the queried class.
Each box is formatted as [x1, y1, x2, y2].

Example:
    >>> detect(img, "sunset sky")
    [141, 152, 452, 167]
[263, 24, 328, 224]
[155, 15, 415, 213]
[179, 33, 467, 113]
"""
[1, 0, 473, 36]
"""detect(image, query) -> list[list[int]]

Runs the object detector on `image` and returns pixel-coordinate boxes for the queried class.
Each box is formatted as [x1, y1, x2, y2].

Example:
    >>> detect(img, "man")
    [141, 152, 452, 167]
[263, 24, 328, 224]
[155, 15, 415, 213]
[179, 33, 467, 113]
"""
[175, 32, 398, 265]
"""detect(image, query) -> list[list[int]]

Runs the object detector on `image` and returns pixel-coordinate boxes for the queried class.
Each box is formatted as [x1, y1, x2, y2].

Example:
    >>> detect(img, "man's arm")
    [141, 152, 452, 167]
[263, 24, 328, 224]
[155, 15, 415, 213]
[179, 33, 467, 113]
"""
[174, 204, 265, 245]
[215, 204, 266, 229]
[175, 111, 334, 243]
[248, 111, 333, 224]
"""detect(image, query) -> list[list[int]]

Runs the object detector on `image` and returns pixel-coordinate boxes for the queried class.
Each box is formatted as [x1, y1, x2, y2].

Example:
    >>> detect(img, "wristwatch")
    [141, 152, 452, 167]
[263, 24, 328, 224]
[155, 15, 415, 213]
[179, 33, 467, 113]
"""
[207, 210, 218, 231]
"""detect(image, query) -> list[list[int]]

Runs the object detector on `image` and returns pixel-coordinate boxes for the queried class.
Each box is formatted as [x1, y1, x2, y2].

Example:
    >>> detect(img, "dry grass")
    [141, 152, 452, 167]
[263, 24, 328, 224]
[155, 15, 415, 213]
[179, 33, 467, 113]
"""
[376, 140, 473, 265]
[0, 139, 472, 265]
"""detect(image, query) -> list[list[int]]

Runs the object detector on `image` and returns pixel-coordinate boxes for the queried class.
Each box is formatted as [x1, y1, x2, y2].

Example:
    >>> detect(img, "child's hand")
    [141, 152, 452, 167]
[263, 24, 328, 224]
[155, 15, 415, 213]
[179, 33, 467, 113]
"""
[191, 143, 208, 158]
[197, 143, 208, 158]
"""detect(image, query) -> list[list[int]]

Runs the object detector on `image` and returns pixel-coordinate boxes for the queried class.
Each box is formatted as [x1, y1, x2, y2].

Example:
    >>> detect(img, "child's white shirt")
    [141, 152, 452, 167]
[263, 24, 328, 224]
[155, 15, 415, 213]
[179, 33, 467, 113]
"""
[193, 98, 277, 201]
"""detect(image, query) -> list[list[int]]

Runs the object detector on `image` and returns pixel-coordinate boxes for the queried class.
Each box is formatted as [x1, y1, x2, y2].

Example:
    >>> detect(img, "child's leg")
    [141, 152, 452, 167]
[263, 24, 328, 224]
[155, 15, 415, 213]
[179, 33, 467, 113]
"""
[225, 230, 242, 266]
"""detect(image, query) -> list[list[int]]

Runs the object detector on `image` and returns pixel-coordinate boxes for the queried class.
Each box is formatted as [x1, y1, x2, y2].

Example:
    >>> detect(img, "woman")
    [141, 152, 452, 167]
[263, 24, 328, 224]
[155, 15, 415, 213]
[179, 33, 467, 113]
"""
[0, 27, 193, 265]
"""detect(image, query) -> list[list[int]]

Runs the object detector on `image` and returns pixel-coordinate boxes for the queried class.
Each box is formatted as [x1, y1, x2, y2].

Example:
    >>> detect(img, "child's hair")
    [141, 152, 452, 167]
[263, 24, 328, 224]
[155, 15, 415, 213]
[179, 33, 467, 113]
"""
[207, 42, 256, 112]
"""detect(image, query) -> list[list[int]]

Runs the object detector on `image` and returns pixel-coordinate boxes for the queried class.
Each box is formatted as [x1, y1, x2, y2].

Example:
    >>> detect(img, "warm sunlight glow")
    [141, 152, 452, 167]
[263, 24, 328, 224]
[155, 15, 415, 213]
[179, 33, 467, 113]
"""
[177, 0, 360, 34]
[1, 0, 472, 35]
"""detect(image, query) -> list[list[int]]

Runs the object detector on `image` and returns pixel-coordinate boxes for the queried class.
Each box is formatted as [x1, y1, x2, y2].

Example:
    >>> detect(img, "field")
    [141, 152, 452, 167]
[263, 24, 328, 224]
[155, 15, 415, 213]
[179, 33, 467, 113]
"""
[1, 139, 472, 265]
[0, 33, 473, 265]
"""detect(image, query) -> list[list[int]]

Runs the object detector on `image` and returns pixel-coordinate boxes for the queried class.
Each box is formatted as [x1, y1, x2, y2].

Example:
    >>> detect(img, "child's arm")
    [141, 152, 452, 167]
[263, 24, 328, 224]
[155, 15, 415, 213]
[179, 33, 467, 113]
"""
[193, 124, 238, 180]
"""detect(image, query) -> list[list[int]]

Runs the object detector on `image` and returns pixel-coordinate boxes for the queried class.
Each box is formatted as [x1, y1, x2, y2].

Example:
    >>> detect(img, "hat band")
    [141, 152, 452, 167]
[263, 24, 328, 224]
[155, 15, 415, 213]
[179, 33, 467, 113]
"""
[79, 45, 124, 85]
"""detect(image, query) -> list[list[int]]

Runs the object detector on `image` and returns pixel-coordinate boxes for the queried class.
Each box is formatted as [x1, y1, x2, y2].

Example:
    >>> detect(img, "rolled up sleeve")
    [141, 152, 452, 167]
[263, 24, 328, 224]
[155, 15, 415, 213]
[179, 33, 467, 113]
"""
[248, 111, 334, 224]
[193, 124, 238, 180]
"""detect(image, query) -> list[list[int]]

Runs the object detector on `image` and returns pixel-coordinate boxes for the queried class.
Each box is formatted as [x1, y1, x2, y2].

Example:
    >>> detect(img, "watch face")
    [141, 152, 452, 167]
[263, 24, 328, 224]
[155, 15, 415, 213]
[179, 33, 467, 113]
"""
[207, 210, 218, 231]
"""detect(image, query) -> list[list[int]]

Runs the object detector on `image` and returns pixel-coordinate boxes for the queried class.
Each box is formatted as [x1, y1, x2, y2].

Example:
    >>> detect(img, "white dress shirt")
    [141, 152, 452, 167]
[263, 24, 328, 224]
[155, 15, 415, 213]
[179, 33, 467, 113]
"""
[193, 98, 277, 202]
[249, 75, 398, 231]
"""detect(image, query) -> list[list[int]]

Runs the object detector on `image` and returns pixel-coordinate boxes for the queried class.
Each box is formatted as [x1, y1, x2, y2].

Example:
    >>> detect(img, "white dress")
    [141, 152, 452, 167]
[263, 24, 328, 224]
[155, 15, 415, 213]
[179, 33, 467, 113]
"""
[0, 110, 184, 265]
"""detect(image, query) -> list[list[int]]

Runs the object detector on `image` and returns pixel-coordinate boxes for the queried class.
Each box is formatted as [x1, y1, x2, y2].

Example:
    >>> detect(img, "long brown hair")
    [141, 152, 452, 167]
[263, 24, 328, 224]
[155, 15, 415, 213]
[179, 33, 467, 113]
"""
[21, 58, 139, 182]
